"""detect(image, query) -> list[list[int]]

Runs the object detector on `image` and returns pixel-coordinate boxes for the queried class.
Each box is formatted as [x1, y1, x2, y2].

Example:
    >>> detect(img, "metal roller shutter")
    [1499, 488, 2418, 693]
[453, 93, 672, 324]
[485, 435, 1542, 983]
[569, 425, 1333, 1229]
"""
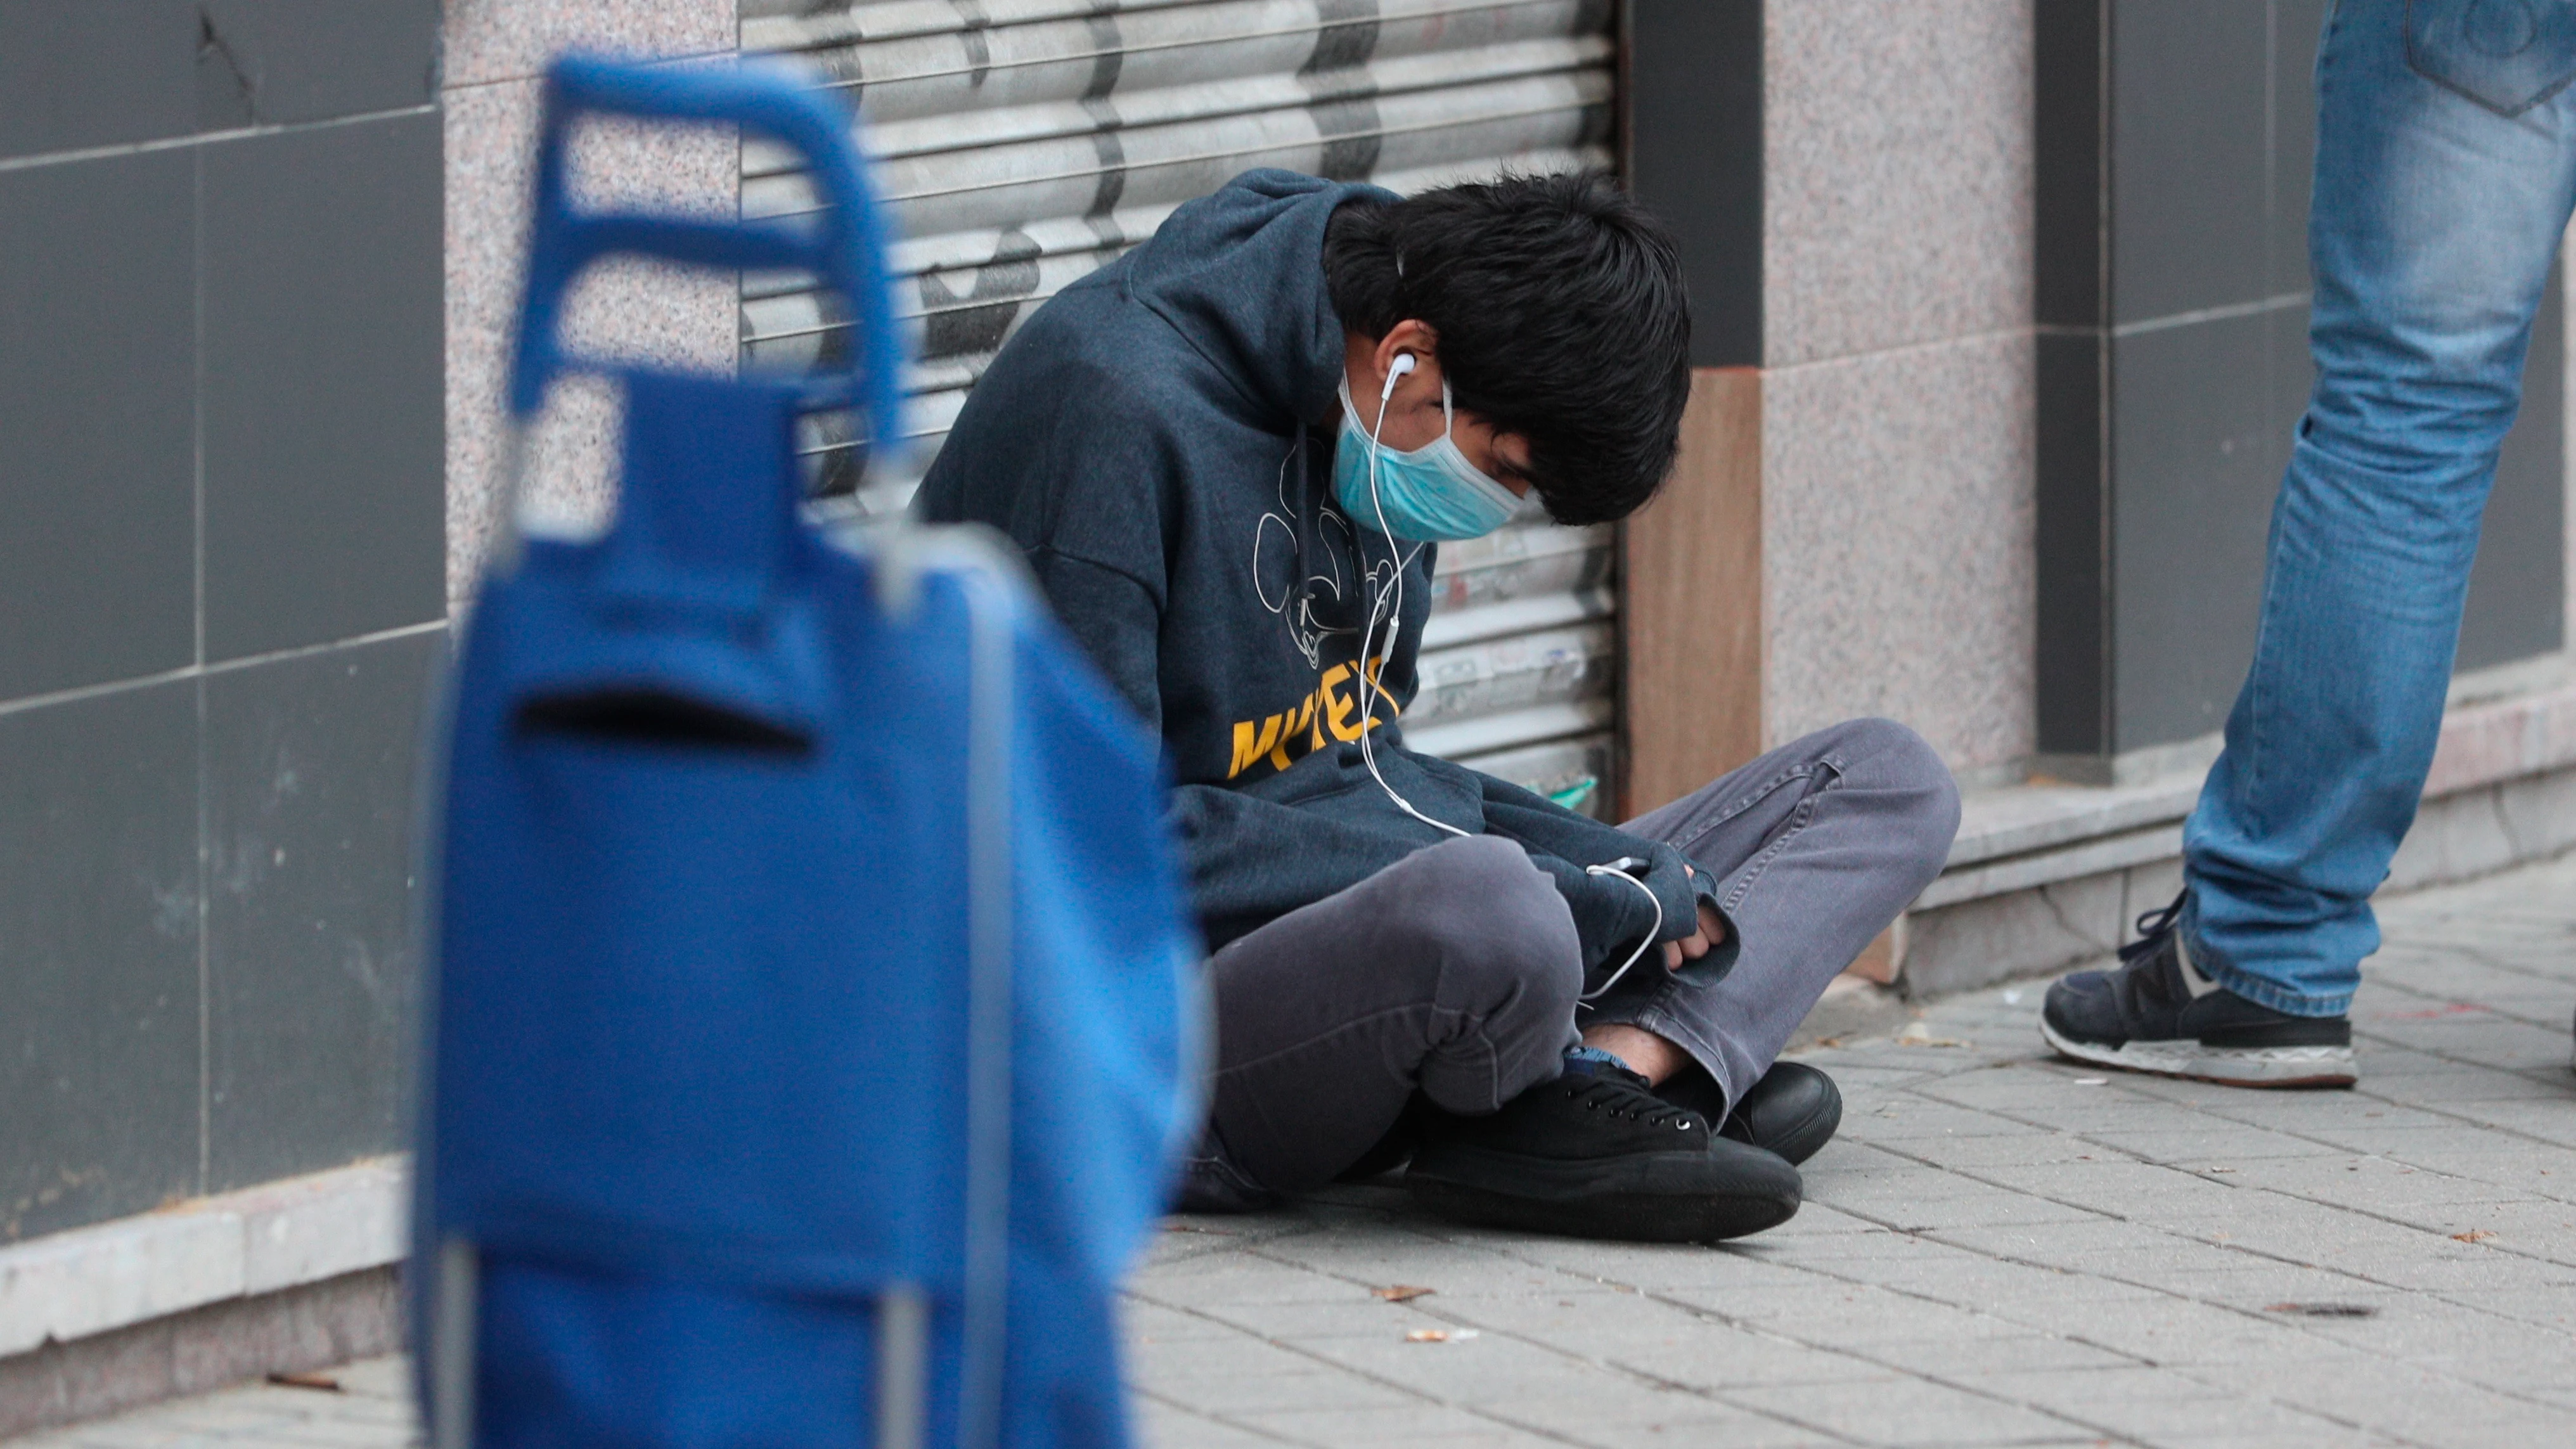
[742, 0, 1623, 817]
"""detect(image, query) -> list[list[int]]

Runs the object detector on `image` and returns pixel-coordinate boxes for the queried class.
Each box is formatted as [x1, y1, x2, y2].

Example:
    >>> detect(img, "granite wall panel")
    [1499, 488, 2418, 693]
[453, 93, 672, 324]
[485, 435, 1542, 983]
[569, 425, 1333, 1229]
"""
[1763, 333, 2037, 774]
[441, 0, 740, 607]
[441, 0, 737, 89]
[1763, 0, 2032, 368]
[1750, 1, 2037, 776]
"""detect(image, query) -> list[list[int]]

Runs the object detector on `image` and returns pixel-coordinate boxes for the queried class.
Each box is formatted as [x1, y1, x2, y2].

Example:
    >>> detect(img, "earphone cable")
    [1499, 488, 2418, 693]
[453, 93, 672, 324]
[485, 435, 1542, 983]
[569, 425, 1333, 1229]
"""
[1348, 359, 1671, 1000]
[1353, 356, 1469, 840]
[1576, 864, 1664, 1005]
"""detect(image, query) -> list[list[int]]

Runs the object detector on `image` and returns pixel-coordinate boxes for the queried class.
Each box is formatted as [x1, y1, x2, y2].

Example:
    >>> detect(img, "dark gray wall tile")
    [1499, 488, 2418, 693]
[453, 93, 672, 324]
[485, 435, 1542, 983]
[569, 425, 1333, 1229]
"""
[0, 0, 198, 162]
[2111, 311, 2285, 751]
[2035, 329, 2109, 756]
[2269, 0, 2328, 297]
[2110, 0, 2270, 323]
[2035, 0, 2108, 329]
[0, 681, 200, 1242]
[202, 113, 444, 663]
[0, 151, 198, 702]
[1626, 0, 1763, 367]
[204, 629, 442, 1192]
[2459, 261, 2566, 671]
[196, 0, 439, 130]
[2260, 299, 2310, 543]
[2051, 0, 2343, 769]
[2265, 296, 2316, 461]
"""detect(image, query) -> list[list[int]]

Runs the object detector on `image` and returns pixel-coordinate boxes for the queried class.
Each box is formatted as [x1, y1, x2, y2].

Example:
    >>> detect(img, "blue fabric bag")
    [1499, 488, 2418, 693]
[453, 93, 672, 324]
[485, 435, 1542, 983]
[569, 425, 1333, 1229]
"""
[415, 56, 1201, 1449]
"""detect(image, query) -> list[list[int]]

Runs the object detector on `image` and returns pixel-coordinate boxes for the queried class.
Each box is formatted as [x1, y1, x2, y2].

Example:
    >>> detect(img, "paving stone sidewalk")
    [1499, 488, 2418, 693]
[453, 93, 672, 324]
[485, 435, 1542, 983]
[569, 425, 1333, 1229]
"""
[4, 1359, 418, 1449]
[18, 850, 2576, 1448]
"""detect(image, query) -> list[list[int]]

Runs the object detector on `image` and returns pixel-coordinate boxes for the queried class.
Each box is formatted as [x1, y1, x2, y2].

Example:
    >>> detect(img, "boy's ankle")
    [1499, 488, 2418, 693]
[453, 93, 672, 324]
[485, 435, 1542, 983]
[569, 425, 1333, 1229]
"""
[1578, 1023, 1688, 1085]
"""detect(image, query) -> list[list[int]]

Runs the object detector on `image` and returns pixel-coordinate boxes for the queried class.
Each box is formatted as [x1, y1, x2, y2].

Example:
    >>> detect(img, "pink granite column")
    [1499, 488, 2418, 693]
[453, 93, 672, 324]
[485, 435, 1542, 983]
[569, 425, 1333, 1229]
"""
[441, 0, 740, 610]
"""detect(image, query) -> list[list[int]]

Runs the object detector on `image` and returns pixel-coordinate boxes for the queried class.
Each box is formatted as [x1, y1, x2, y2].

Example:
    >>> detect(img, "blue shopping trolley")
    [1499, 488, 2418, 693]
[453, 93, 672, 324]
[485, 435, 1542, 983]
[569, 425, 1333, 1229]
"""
[415, 55, 1201, 1449]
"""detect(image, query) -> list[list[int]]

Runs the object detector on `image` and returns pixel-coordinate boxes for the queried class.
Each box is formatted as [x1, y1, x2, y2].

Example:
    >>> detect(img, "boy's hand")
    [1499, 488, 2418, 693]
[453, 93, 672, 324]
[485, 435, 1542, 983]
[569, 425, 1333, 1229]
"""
[1663, 863, 1725, 971]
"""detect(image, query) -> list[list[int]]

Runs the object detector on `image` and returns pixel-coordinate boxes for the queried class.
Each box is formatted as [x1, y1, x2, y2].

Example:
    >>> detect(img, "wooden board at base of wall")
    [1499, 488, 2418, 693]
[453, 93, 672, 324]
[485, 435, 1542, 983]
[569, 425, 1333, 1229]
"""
[1623, 366, 1763, 816]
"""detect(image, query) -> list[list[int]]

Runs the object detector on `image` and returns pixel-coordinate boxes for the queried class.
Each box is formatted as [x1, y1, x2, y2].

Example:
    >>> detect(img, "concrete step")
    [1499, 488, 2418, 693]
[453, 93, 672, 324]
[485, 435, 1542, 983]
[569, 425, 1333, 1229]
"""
[1890, 674, 2576, 1000]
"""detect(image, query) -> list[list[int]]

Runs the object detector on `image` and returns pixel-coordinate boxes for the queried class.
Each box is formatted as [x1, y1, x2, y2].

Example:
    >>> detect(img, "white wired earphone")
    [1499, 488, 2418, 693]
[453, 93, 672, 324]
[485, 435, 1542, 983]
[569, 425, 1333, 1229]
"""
[1348, 352, 1661, 1004]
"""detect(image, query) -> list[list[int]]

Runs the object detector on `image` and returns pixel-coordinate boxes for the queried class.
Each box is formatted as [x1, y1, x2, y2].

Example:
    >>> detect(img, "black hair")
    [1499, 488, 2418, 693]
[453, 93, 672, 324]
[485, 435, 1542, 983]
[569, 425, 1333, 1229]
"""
[1322, 171, 1691, 525]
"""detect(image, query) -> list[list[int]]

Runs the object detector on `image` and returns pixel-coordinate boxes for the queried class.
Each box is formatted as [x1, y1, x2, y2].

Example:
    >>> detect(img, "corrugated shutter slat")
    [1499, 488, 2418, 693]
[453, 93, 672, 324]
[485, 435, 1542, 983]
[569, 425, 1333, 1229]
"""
[748, 0, 1622, 814]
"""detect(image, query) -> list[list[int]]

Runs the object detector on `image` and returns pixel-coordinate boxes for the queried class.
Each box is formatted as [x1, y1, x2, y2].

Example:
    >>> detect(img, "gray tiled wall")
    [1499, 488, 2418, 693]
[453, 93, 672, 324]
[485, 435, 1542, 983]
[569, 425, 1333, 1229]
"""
[2466, 273, 2568, 673]
[2103, 0, 2320, 753]
[0, 0, 444, 1244]
[1626, 0, 1763, 368]
[2035, 0, 2566, 768]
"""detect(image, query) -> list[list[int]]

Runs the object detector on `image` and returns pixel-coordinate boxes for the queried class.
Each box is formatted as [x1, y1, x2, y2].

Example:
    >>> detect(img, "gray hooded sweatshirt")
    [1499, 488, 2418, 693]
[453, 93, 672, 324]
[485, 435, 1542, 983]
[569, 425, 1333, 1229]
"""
[915, 169, 1730, 982]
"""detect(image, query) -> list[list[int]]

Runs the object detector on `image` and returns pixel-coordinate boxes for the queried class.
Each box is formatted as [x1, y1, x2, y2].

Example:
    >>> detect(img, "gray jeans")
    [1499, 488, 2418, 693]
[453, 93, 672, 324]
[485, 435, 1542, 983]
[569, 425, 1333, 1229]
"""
[1181, 718, 1960, 1209]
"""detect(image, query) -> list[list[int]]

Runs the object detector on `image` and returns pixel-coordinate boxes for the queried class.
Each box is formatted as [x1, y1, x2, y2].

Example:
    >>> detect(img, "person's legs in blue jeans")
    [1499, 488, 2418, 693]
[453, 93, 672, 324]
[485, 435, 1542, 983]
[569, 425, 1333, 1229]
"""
[2191, 0, 2576, 1012]
[2045, 0, 2576, 1080]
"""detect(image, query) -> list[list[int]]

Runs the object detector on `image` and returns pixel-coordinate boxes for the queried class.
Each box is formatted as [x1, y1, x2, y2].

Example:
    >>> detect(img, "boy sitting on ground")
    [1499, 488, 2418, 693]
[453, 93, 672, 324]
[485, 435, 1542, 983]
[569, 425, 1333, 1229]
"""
[918, 169, 1959, 1241]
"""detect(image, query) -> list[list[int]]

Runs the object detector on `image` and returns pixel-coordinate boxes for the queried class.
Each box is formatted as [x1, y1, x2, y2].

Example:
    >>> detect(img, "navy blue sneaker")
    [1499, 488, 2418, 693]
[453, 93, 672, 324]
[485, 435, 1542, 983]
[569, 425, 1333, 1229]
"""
[2040, 893, 2356, 1088]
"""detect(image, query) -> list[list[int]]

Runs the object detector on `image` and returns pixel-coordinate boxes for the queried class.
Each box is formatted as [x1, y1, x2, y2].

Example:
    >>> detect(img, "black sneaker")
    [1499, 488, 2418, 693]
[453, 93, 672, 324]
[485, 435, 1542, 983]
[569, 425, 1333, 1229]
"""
[2040, 892, 2356, 1088]
[1333, 1101, 1424, 1183]
[1406, 1058, 1801, 1242]
[1654, 1061, 1843, 1166]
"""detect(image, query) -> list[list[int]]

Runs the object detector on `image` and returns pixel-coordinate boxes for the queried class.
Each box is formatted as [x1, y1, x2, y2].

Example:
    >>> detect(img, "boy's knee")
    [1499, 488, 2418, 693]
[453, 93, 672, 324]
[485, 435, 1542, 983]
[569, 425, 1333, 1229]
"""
[1832, 718, 1962, 868]
[1370, 837, 1580, 1009]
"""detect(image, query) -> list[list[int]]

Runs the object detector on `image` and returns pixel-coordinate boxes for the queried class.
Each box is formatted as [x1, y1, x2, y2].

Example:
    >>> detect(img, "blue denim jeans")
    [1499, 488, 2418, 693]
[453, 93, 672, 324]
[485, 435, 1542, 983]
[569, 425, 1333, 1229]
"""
[2183, 0, 2576, 1016]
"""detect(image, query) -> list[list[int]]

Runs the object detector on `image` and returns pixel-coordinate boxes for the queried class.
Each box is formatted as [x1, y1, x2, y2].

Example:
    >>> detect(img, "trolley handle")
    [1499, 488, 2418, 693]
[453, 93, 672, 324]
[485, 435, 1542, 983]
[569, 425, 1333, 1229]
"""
[509, 54, 904, 441]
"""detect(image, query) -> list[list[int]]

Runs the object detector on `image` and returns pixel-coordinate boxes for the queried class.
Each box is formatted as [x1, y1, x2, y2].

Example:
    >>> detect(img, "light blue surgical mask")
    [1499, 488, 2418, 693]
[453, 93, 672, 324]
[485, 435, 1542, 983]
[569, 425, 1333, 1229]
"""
[1332, 376, 1523, 543]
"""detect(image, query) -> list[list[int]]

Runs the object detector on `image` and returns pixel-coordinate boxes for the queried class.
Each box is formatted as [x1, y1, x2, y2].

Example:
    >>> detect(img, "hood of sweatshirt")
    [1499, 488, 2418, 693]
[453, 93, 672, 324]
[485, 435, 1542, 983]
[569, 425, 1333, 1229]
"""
[1119, 167, 1377, 429]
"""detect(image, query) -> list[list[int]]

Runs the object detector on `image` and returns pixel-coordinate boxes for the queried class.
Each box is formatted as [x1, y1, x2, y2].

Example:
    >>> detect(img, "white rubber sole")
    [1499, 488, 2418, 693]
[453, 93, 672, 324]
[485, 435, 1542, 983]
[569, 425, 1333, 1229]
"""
[2040, 1017, 2357, 1088]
